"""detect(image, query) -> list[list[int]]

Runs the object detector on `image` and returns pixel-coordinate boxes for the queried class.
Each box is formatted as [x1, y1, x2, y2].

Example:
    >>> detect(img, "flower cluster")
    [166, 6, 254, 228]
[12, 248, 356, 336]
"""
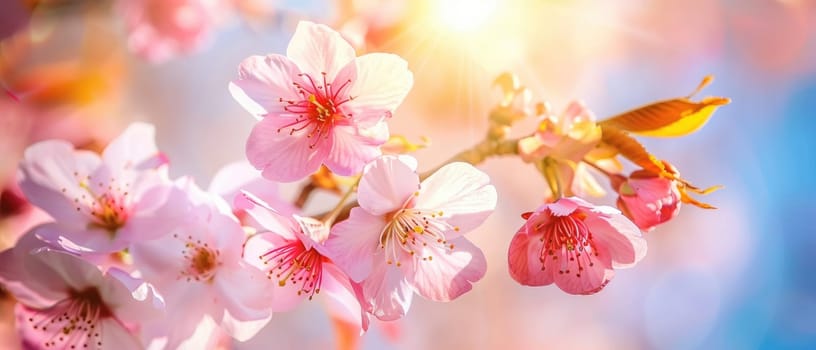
[503, 75, 725, 294]
[0, 19, 726, 349]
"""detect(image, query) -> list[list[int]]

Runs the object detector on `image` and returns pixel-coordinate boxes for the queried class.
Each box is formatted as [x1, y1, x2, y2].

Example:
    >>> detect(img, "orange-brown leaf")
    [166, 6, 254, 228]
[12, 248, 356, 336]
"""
[599, 125, 665, 175]
[599, 76, 730, 137]
[679, 187, 718, 209]
[311, 165, 342, 194]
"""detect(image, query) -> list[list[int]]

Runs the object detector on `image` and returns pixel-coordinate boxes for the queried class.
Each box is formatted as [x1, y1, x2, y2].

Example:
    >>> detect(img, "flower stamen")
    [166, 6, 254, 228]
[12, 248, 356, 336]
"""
[68, 172, 131, 235]
[276, 72, 355, 149]
[175, 234, 221, 283]
[260, 241, 324, 300]
[537, 210, 598, 277]
[379, 193, 458, 267]
[26, 287, 111, 349]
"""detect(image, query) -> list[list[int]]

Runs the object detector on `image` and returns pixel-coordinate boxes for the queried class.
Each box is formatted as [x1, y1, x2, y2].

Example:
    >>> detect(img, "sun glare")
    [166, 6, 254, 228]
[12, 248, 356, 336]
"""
[435, 0, 498, 33]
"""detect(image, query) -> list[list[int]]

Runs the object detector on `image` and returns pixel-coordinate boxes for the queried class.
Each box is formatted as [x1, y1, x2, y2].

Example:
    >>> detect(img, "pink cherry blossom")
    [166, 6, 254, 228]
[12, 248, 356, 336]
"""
[129, 179, 273, 348]
[17, 123, 181, 254]
[229, 21, 413, 182]
[0, 232, 163, 350]
[119, 0, 226, 63]
[325, 155, 496, 320]
[238, 191, 369, 333]
[507, 197, 647, 295]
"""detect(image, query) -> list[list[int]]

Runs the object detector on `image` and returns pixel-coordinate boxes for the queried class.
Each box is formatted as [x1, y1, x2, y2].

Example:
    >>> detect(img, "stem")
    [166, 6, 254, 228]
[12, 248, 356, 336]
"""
[419, 137, 520, 179]
[582, 157, 614, 178]
[541, 157, 562, 200]
[294, 183, 317, 209]
[322, 178, 359, 225]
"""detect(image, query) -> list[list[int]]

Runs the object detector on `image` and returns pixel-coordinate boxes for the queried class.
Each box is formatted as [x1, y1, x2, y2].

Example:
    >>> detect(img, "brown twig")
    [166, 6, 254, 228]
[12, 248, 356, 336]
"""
[294, 182, 317, 209]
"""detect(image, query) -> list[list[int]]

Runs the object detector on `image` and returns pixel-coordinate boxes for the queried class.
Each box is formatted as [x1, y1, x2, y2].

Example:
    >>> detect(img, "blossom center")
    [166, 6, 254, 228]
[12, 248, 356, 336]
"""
[260, 241, 324, 300]
[176, 234, 221, 283]
[26, 287, 112, 349]
[277, 72, 355, 149]
[537, 211, 599, 277]
[379, 198, 459, 267]
[67, 172, 131, 235]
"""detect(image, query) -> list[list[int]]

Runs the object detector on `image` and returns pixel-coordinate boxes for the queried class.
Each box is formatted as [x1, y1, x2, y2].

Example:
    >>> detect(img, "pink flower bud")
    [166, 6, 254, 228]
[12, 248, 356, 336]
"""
[616, 169, 681, 231]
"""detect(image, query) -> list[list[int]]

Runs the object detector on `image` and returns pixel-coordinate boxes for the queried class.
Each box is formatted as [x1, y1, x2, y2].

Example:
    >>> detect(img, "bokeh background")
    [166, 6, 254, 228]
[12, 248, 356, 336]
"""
[1, 0, 815, 349]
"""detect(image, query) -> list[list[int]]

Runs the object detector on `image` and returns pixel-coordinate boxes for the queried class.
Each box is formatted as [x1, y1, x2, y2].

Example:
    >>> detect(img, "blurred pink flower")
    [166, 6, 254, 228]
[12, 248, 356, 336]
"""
[17, 123, 179, 254]
[508, 197, 646, 295]
[614, 167, 681, 232]
[230, 21, 413, 182]
[0, 233, 163, 349]
[326, 155, 496, 320]
[0, 94, 102, 185]
[238, 192, 369, 333]
[119, 0, 225, 63]
[129, 179, 273, 348]
[0, 181, 51, 249]
[517, 101, 605, 199]
[517, 101, 601, 163]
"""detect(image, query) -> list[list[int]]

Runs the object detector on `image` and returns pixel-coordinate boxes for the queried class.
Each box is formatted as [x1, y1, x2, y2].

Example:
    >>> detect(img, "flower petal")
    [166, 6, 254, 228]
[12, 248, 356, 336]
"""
[102, 122, 165, 172]
[236, 191, 299, 241]
[129, 234, 187, 287]
[246, 116, 330, 182]
[214, 263, 273, 324]
[142, 288, 213, 350]
[356, 155, 419, 216]
[321, 263, 368, 333]
[18, 140, 101, 224]
[552, 243, 614, 295]
[547, 197, 581, 216]
[507, 229, 554, 286]
[35, 222, 128, 254]
[103, 268, 165, 323]
[323, 124, 386, 177]
[416, 162, 497, 237]
[584, 210, 647, 268]
[361, 260, 413, 321]
[344, 53, 413, 127]
[0, 229, 67, 307]
[209, 162, 297, 217]
[229, 54, 302, 118]
[405, 237, 486, 302]
[220, 308, 273, 342]
[97, 318, 145, 350]
[324, 207, 384, 282]
[32, 248, 104, 292]
[241, 233, 306, 312]
[126, 183, 192, 243]
[286, 21, 356, 81]
[242, 232, 291, 269]
[144, 315, 220, 350]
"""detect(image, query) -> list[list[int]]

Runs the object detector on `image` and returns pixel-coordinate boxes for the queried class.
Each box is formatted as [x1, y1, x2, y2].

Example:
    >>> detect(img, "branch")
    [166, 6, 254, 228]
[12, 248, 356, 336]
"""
[323, 137, 521, 225]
